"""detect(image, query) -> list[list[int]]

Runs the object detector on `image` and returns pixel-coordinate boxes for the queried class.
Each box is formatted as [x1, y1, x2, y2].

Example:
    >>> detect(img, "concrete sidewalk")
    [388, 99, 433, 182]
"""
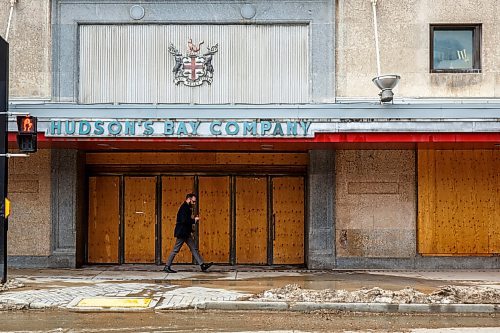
[1, 266, 499, 313]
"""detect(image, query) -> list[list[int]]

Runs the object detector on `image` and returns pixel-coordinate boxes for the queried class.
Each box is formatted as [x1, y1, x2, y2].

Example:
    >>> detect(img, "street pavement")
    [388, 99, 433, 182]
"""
[1, 265, 499, 313]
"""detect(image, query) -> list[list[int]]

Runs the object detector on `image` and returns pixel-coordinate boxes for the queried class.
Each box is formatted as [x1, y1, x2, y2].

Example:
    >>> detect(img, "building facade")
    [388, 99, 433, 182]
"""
[3, 0, 499, 269]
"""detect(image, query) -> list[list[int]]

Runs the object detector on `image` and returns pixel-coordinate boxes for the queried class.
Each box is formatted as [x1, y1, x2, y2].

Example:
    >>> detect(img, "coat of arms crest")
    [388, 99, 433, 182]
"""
[168, 39, 219, 87]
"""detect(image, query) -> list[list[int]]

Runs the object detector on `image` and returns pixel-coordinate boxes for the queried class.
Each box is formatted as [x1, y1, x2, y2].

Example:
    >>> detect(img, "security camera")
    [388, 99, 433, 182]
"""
[372, 75, 401, 103]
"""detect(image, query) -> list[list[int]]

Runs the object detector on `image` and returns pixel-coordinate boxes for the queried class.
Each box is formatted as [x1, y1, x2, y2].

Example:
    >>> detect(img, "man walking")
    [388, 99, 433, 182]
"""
[164, 193, 213, 273]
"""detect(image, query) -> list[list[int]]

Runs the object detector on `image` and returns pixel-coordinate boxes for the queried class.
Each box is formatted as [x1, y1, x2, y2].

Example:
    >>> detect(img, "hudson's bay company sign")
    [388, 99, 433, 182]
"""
[46, 120, 313, 138]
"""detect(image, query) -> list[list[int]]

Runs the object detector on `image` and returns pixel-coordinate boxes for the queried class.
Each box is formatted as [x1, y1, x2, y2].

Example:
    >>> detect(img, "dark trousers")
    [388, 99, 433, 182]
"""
[165, 237, 204, 267]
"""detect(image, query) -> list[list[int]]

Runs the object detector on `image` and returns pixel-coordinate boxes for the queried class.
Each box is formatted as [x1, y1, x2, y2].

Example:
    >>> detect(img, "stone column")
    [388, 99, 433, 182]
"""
[306, 150, 336, 269]
[49, 149, 81, 267]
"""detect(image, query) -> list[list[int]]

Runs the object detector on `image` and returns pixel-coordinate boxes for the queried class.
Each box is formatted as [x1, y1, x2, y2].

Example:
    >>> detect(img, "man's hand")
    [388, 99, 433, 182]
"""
[194, 215, 200, 222]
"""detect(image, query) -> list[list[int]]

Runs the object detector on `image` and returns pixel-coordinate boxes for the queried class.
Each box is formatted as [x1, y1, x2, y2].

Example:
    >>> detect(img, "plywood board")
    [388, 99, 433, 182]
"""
[418, 149, 498, 256]
[87, 152, 308, 166]
[124, 177, 156, 263]
[272, 177, 305, 264]
[87, 153, 216, 165]
[88, 176, 120, 263]
[236, 177, 268, 264]
[488, 150, 500, 254]
[161, 176, 195, 263]
[216, 153, 308, 166]
[198, 177, 231, 263]
[417, 149, 436, 254]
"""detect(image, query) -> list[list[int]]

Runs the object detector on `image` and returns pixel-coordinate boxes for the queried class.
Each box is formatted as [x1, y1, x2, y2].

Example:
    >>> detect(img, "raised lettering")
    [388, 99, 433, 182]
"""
[189, 121, 201, 135]
[243, 121, 257, 136]
[261, 121, 272, 135]
[124, 121, 136, 135]
[108, 121, 122, 135]
[164, 121, 174, 135]
[286, 122, 298, 136]
[65, 121, 76, 135]
[299, 121, 311, 136]
[50, 121, 61, 135]
[210, 121, 222, 135]
[272, 123, 284, 136]
[79, 121, 91, 135]
[94, 121, 104, 135]
[225, 121, 239, 135]
[143, 121, 154, 136]
[176, 122, 188, 135]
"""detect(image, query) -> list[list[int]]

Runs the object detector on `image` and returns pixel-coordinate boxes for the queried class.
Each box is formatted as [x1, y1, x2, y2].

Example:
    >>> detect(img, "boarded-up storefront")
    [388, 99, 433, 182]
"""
[418, 149, 499, 256]
[86, 152, 306, 265]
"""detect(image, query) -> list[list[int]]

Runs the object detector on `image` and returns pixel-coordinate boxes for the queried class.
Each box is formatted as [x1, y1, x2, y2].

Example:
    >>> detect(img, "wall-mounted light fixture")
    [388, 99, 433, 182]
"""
[370, 0, 400, 103]
[372, 74, 400, 103]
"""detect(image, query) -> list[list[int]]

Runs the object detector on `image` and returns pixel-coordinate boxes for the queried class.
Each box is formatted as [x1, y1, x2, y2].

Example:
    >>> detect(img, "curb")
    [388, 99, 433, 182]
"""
[195, 301, 289, 311]
[194, 301, 500, 313]
[2, 299, 499, 313]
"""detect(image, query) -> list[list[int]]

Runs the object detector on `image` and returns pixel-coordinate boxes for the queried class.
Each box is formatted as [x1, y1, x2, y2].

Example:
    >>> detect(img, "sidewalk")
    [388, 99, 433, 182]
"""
[1, 266, 499, 313]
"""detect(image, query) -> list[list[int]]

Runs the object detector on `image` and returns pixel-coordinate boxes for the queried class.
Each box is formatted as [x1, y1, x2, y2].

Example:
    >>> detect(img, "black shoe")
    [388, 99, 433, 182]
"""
[200, 262, 213, 272]
[163, 266, 177, 273]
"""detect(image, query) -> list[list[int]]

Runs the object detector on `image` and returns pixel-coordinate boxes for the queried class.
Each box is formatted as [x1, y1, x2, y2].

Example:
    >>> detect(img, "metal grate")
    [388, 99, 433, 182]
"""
[79, 24, 309, 105]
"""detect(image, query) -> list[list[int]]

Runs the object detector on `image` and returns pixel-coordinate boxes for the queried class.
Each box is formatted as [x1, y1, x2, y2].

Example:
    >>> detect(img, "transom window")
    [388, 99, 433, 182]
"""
[430, 24, 481, 73]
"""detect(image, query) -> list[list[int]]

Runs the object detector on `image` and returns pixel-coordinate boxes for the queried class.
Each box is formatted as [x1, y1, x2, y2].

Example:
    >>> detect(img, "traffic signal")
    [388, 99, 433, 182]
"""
[16, 115, 37, 153]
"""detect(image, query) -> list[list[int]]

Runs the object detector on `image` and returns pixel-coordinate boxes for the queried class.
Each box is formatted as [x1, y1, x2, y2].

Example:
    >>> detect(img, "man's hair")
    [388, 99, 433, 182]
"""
[186, 193, 196, 200]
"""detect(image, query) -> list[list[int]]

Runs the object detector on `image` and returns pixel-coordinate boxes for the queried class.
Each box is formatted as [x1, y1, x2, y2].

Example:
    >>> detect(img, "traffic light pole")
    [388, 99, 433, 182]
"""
[0, 37, 8, 284]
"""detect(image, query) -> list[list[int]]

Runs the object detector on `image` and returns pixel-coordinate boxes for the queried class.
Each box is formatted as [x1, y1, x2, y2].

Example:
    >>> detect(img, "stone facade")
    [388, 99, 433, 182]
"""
[335, 150, 416, 258]
[307, 150, 336, 268]
[52, 0, 334, 103]
[0, 0, 51, 99]
[7, 149, 51, 256]
[336, 0, 500, 98]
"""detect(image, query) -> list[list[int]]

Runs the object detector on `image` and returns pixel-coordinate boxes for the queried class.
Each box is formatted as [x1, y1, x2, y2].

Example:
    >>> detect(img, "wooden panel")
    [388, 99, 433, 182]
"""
[88, 176, 120, 263]
[417, 149, 436, 254]
[124, 177, 156, 263]
[236, 177, 268, 264]
[88, 153, 217, 165]
[161, 176, 194, 263]
[216, 153, 308, 166]
[87, 152, 308, 166]
[489, 150, 500, 254]
[272, 177, 305, 264]
[418, 149, 498, 255]
[435, 150, 456, 254]
[198, 177, 231, 263]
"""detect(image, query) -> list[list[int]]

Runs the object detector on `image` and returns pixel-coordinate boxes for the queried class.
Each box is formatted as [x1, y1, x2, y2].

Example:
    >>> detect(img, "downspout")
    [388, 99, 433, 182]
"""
[5, 0, 18, 41]
[370, 0, 381, 77]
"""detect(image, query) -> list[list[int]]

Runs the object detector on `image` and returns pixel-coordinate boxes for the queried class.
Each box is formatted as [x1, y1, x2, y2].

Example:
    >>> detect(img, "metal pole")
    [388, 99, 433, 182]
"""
[0, 37, 8, 284]
[371, 0, 382, 77]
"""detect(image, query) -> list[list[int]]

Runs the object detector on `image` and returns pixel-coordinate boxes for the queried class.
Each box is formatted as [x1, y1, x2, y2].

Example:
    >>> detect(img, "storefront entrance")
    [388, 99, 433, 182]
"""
[86, 153, 306, 266]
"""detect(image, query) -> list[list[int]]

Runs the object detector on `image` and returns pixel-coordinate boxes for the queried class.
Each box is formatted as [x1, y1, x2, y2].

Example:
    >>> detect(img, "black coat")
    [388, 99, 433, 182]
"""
[173, 202, 195, 239]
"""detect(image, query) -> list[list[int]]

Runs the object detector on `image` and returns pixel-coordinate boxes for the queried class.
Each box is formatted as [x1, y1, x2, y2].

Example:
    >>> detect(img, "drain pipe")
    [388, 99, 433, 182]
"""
[370, 0, 381, 77]
[5, 0, 18, 41]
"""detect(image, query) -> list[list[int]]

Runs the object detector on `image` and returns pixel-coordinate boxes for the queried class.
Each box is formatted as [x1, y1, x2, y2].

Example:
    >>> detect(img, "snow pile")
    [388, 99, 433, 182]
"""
[0, 279, 25, 292]
[253, 284, 500, 304]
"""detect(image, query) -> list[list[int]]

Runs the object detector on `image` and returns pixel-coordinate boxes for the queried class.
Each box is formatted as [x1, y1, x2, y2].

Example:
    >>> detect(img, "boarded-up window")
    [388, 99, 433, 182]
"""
[79, 25, 309, 104]
[418, 149, 499, 255]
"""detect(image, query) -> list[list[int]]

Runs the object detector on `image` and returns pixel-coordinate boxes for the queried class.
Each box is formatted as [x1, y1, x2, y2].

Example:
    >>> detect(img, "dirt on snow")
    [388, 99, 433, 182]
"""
[0, 279, 25, 292]
[251, 284, 500, 304]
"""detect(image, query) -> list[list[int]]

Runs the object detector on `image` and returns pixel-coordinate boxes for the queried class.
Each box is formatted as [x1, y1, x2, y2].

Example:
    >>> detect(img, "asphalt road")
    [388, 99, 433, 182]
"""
[0, 310, 498, 332]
